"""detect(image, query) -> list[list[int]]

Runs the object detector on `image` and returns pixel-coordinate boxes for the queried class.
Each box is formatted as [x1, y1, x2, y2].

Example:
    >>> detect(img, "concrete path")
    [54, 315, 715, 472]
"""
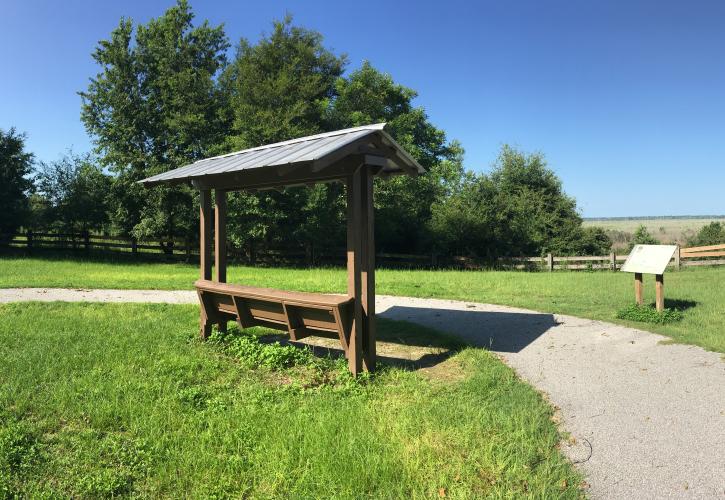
[2, 288, 724, 499]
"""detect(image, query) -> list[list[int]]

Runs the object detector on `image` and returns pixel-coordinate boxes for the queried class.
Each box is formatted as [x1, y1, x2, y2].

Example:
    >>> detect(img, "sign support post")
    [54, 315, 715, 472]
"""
[655, 274, 664, 312]
[634, 272, 643, 305]
[621, 245, 677, 312]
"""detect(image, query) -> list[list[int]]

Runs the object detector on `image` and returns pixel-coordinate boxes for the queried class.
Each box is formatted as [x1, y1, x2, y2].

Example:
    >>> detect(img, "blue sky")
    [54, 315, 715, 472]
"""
[1, 0, 723, 217]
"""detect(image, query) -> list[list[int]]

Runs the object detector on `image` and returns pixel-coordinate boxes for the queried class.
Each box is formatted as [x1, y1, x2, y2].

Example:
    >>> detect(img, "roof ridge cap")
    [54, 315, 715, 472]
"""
[200, 123, 387, 163]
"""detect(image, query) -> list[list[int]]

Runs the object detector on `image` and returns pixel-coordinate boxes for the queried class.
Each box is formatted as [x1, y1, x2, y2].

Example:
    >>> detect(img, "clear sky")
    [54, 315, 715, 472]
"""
[1, 0, 723, 217]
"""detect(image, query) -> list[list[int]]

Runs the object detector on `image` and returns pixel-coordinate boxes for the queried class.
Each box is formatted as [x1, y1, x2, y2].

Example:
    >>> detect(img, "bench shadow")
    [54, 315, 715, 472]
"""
[254, 304, 559, 371]
[259, 316, 464, 371]
[379, 305, 559, 353]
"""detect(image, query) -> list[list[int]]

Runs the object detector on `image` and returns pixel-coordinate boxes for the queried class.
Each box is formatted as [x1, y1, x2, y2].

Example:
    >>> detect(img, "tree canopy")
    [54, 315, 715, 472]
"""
[2, 1, 612, 262]
[687, 222, 724, 247]
[80, 0, 229, 240]
[0, 128, 34, 235]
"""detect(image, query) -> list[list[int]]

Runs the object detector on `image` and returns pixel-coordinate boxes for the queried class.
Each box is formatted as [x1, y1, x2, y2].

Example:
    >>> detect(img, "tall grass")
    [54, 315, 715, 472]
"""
[0, 302, 581, 498]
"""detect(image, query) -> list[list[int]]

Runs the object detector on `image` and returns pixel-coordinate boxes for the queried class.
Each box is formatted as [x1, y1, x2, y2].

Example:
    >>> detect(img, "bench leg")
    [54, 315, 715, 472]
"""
[197, 290, 215, 340]
[200, 319, 213, 340]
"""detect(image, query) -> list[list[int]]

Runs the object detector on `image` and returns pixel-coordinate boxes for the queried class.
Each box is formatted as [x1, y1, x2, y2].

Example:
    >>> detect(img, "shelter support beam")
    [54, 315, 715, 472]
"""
[346, 167, 376, 375]
[199, 189, 213, 338]
[215, 189, 228, 332]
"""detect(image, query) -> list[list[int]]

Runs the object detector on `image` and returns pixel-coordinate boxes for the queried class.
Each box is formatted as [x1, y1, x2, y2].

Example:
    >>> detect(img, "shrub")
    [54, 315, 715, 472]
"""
[615, 304, 683, 324]
[208, 328, 313, 369]
[687, 222, 724, 247]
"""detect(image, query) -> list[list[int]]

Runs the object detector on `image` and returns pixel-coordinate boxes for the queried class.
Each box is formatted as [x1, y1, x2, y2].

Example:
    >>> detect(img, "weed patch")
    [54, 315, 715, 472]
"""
[208, 327, 314, 369]
[206, 326, 371, 392]
[616, 304, 684, 324]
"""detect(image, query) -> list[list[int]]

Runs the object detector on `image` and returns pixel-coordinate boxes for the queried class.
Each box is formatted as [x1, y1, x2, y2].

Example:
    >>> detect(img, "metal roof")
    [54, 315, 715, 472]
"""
[139, 123, 424, 187]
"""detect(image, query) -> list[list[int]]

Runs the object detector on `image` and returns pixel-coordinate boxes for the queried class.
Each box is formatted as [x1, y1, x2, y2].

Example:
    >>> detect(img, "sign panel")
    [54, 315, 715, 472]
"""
[621, 244, 677, 275]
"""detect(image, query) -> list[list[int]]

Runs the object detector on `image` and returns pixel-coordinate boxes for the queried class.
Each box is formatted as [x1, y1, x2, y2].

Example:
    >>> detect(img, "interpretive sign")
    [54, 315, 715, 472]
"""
[621, 245, 677, 275]
[620, 244, 678, 311]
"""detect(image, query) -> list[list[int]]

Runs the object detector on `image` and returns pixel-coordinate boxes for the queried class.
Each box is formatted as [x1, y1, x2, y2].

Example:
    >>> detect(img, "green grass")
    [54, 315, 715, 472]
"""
[1, 254, 723, 353]
[0, 302, 581, 498]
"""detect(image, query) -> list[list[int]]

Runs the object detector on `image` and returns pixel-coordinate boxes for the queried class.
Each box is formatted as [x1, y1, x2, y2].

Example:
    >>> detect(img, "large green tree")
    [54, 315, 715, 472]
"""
[328, 62, 463, 253]
[222, 15, 346, 149]
[429, 145, 604, 258]
[220, 16, 348, 255]
[687, 222, 724, 247]
[0, 128, 34, 235]
[33, 152, 111, 233]
[80, 0, 229, 241]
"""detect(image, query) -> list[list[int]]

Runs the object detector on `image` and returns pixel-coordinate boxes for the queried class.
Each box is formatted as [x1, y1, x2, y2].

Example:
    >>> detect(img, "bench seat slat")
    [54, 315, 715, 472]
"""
[196, 279, 354, 358]
[195, 279, 351, 308]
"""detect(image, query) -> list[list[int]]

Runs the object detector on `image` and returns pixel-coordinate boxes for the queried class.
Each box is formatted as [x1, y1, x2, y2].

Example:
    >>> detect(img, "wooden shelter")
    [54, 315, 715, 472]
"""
[140, 123, 424, 375]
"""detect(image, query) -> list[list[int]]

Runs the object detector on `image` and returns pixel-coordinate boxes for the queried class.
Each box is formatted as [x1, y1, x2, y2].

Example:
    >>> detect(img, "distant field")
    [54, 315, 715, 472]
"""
[583, 216, 725, 250]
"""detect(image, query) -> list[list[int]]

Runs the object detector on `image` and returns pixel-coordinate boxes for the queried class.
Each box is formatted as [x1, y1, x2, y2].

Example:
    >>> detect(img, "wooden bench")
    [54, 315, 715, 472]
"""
[195, 279, 354, 353]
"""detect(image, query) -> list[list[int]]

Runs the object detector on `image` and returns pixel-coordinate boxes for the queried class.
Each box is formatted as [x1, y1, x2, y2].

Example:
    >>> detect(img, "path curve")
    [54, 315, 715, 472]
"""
[2, 288, 724, 499]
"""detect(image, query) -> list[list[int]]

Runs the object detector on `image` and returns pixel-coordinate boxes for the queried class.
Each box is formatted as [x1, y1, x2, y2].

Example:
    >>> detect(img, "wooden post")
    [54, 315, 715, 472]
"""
[674, 245, 681, 271]
[610, 251, 616, 271]
[547, 253, 554, 272]
[199, 189, 213, 339]
[27, 230, 33, 250]
[360, 167, 376, 372]
[214, 189, 227, 333]
[655, 274, 664, 312]
[634, 272, 643, 306]
[346, 172, 364, 375]
[131, 237, 138, 256]
[83, 231, 90, 252]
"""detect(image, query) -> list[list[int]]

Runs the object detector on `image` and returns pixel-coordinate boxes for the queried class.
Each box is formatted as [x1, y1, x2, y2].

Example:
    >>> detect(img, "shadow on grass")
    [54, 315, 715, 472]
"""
[0, 247, 190, 265]
[242, 303, 560, 371]
[379, 306, 559, 353]
[663, 298, 698, 311]
[248, 317, 465, 371]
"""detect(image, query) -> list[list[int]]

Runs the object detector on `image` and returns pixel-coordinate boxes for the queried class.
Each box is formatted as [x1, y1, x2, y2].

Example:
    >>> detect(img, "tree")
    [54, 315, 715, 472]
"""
[219, 16, 348, 254]
[629, 225, 659, 250]
[80, 0, 229, 241]
[0, 128, 34, 235]
[558, 226, 612, 256]
[33, 152, 111, 232]
[222, 15, 346, 150]
[328, 62, 462, 253]
[429, 145, 592, 258]
[687, 222, 724, 247]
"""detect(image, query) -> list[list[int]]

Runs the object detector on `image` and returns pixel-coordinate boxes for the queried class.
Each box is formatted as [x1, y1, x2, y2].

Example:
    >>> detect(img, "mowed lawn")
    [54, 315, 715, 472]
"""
[1, 254, 723, 353]
[0, 302, 582, 498]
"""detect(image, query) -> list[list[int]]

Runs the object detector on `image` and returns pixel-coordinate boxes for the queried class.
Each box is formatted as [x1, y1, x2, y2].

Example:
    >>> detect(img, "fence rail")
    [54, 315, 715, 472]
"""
[1, 231, 724, 270]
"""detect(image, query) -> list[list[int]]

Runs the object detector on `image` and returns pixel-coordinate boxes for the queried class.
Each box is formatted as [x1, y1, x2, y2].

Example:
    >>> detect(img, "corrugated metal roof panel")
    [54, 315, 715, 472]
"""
[139, 123, 424, 186]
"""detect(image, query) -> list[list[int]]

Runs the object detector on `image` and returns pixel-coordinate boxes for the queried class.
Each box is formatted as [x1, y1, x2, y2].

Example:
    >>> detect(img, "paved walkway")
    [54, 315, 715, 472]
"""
[2, 288, 724, 499]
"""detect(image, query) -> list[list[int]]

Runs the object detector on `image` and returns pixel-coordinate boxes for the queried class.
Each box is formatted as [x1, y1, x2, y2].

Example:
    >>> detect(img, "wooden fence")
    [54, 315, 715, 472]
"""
[1, 231, 724, 270]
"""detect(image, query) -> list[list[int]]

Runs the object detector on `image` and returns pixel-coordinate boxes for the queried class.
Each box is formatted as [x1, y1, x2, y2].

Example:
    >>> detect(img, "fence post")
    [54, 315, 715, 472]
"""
[674, 244, 681, 271]
[610, 251, 616, 271]
[131, 237, 138, 256]
[83, 231, 90, 252]
[547, 253, 554, 272]
[27, 230, 33, 250]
